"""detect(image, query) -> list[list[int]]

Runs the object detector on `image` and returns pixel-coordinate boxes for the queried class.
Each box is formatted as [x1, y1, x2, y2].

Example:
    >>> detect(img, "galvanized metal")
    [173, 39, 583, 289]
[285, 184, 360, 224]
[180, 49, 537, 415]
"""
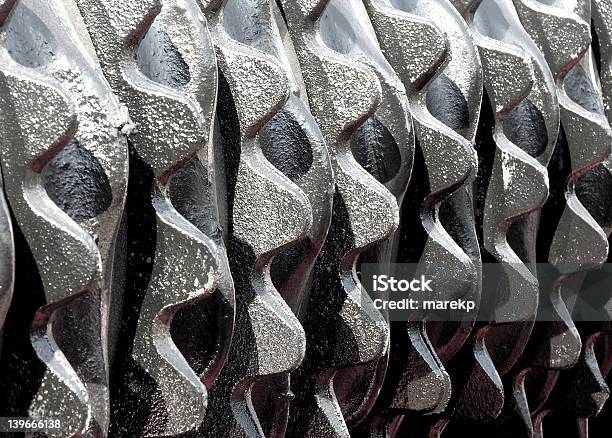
[195, 0, 312, 436]
[357, 1, 482, 434]
[71, 0, 235, 434]
[449, 1, 560, 431]
[0, 0, 129, 434]
[280, 0, 400, 435]
[509, 0, 612, 435]
[0, 1, 611, 437]
[305, 0, 414, 430]
[209, 1, 335, 435]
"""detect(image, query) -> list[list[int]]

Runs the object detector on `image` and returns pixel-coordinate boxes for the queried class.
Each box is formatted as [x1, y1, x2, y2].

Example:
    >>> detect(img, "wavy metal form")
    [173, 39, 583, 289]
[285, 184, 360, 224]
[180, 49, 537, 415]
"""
[403, 3, 483, 434]
[73, 0, 235, 434]
[0, 0, 129, 434]
[531, 2, 612, 434]
[593, 0, 612, 125]
[418, 0, 482, 373]
[511, 0, 612, 435]
[389, 0, 482, 369]
[213, 1, 335, 436]
[512, 0, 610, 294]
[356, 1, 481, 435]
[303, 0, 414, 430]
[445, 2, 561, 433]
[279, 0, 400, 436]
[575, 4, 612, 431]
[546, 325, 611, 438]
[195, 0, 312, 436]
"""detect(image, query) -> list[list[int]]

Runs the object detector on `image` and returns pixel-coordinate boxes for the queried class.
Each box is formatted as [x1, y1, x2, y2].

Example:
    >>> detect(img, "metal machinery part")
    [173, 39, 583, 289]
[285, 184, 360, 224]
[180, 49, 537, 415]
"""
[0, 0, 129, 434]
[508, 1, 612, 437]
[197, 0, 312, 436]
[207, 1, 334, 436]
[356, 1, 482, 435]
[280, 0, 414, 436]
[308, 0, 413, 430]
[66, 0, 234, 435]
[455, 0, 560, 436]
[0, 0, 611, 437]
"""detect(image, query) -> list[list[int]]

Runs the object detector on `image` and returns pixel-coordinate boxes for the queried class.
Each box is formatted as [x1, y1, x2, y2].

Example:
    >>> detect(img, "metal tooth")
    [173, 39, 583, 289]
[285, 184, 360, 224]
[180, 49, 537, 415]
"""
[493, 0, 578, 376]
[513, 0, 592, 77]
[195, 1, 312, 436]
[528, 327, 612, 437]
[305, 1, 414, 430]
[458, 0, 544, 432]
[280, 0, 399, 436]
[358, 0, 480, 432]
[402, 0, 482, 431]
[591, 2, 612, 319]
[522, 315, 611, 436]
[0, 0, 129, 434]
[359, 0, 452, 429]
[370, 0, 481, 315]
[549, 326, 611, 436]
[0, 166, 13, 345]
[574, 3, 612, 430]
[208, 1, 335, 435]
[73, 0, 234, 435]
[262, 1, 335, 325]
[513, 0, 612, 360]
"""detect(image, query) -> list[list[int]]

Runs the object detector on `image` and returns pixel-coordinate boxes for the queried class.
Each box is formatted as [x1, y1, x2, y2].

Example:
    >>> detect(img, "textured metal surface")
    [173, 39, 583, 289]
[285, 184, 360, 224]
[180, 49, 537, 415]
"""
[71, 0, 234, 435]
[451, 0, 557, 428]
[510, 1, 612, 436]
[311, 0, 414, 430]
[215, 1, 335, 435]
[593, 0, 612, 125]
[0, 0, 129, 434]
[452, 2, 564, 436]
[0, 1, 612, 437]
[512, 1, 609, 273]
[531, 10, 612, 437]
[280, 0, 399, 436]
[355, 1, 482, 435]
[195, 1, 314, 436]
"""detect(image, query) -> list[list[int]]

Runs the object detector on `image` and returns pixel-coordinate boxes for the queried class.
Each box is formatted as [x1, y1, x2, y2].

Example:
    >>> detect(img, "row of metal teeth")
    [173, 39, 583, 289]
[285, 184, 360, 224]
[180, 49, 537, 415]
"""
[0, 0, 610, 437]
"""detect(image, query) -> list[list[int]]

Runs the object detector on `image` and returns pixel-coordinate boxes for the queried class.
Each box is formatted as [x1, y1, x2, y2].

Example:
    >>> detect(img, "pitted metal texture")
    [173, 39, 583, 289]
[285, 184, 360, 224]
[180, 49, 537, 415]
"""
[0, 1, 611, 437]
